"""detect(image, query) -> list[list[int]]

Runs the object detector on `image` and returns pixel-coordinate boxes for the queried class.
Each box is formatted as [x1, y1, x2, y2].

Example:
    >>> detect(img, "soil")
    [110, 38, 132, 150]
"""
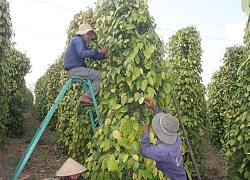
[0, 109, 227, 180]
[0, 109, 67, 180]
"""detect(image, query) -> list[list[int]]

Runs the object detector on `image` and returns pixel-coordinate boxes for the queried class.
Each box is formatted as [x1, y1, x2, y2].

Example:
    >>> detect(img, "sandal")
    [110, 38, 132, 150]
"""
[79, 95, 93, 104]
[80, 102, 94, 107]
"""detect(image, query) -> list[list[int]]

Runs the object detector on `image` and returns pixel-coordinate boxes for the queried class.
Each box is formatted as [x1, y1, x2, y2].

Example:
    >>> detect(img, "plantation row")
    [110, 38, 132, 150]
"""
[1, 0, 250, 179]
[0, 0, 33, 145]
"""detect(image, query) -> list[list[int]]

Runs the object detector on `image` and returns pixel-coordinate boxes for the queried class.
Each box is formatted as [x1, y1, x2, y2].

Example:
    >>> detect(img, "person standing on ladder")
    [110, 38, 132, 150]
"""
[140, 97, 187, 180]
[64, 24, 108, 105]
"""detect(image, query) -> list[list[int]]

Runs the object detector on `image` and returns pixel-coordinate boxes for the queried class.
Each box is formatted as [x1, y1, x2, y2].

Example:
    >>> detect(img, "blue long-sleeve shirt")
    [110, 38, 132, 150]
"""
[64, 35, 106, 71]
[141, 107, 187, 180]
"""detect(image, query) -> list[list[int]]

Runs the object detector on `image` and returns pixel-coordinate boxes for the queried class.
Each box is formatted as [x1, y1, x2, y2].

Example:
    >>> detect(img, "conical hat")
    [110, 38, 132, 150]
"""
[56, 158, 87, 177]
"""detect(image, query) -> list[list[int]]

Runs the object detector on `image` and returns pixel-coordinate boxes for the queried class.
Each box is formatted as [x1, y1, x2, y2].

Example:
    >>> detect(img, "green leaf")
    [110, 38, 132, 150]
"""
[107, 155, 118, 171]
[132, 141, 139, 152]
[141, 79, 148, 91]
[130, 47, 139, 59]
[121, 138, 132, 149]
[113, 130, 121, 139]
[117, 75, 124, 84]
[124, 39, 129, 44]
[135, 55, 140, 64]
[121, 95, 127, 106]
[126, 77, 132, 87]
[109, 99, 117, 109]
[120, 153, 129, 163]
[104, 139, 111, 151]
[134, 92, 139, 101]
[139, 97, 144, 104]
[163, 83, 171, 94]
[149, 77, 154, 85]
[132, 66, 141, 81]
[133, 123, 139, 131]
[147, 87, 156, 97]
[148, 44, 155, 53]
[247, 85, 250, 91]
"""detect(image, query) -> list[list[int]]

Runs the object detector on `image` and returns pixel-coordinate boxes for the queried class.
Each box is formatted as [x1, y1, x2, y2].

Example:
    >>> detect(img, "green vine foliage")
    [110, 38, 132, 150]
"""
[0, 0, 12, 145]
[232, 51, 250, 180]
[7, 48, 31, 137]
[35, 59, 62, 125]
[22, 87, 34, 109]
[35, 75, 48, 119]
[166, 26, 206, 178]
[206, 70, 225, 149]
[207, 46, 245, 148]
[207, 45, 250, 179]
[34, 58, 63, 129]
[44, 57, 64, 130]
[82, 0, 171, 179]
[208, 2, 250, 179]
[224, 47, 250, 180]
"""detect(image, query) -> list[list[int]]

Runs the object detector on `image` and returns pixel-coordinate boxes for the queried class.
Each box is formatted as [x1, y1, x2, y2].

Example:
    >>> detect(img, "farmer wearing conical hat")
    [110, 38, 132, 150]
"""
[55, 158, 87, 180]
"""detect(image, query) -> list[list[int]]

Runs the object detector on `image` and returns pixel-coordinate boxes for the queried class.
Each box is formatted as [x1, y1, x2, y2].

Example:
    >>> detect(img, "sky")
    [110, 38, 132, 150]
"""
[8, 0, 247, 89]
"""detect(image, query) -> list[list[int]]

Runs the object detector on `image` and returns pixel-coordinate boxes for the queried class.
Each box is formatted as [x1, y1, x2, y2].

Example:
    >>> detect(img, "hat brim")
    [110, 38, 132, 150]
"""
[152, 113, 177, 144]
[75, 29, 97, 38]
[55, 158, 87, 177]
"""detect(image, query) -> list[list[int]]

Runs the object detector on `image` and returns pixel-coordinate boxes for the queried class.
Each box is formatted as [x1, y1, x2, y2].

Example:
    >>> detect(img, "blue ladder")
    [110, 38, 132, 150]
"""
[11, 76, 102, 180]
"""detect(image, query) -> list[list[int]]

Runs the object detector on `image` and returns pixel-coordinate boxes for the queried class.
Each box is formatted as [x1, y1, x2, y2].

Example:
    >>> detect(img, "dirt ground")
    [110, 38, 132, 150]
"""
[0, 110, 67, 180]
[0, 109, 227, 180]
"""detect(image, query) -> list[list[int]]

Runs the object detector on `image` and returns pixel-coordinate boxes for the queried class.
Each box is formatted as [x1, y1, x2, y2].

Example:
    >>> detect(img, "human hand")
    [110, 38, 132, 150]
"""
[98, 48, 108, 54]
[144, 97, 157, 110]
[143, 123, 149, 133]
[141, 120, 149, 133]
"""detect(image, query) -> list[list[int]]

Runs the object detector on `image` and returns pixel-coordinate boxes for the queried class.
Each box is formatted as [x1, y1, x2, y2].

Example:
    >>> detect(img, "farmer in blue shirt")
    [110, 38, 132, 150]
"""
[64, 24, 108, 105]
[141, 98, 187, 180]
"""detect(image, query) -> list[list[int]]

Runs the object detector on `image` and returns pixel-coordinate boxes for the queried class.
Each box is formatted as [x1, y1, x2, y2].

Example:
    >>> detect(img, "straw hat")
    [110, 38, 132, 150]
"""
[152, 113, 179, 144]
[75, 24, 97, 38]
[55, 158, 87, 177]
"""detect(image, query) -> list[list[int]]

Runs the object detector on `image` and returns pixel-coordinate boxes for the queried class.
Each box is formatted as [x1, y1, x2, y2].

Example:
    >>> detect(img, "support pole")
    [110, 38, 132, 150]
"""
[171, 90, 201, 180]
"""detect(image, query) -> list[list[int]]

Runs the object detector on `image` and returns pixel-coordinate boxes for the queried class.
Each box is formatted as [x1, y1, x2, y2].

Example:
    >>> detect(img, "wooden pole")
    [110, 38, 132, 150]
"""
[171, 91, 201, 180]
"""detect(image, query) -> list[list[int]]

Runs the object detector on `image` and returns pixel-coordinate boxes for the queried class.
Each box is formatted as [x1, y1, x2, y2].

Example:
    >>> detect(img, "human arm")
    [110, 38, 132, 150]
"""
[91, 48, 109, 60]
[140, 132, 165, 161]
[73, 37, 107, 60]
[144, 97, 163, 115]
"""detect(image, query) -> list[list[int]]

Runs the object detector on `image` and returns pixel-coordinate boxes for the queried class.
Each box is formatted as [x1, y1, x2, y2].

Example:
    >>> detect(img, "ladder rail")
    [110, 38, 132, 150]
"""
[86, 78, 102, 126]
[72, 76, 102, 129]
[82, 81, 96, 132]
[11, 79, 72, 180]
